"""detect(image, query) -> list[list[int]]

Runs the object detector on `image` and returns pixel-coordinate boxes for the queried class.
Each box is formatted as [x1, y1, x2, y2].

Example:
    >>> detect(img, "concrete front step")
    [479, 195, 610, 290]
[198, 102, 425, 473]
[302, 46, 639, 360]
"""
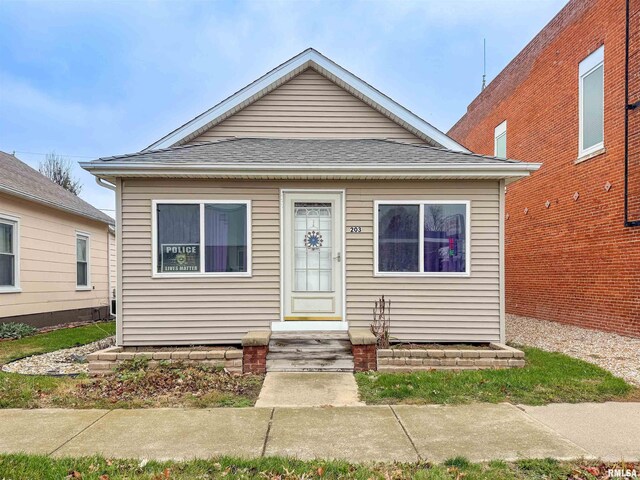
[266, 358, 355, 372]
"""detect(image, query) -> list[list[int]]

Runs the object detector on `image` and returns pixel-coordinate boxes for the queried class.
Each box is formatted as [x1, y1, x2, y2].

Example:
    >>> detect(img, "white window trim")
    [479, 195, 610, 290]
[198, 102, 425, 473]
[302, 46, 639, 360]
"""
[151, 199, 252, 278]
[76, 231, 91, 291]
[373, 200, 471, 277]
[494, 120, 507, 158]
[578, 45, 605, 158]
[0, 213, 21, 293]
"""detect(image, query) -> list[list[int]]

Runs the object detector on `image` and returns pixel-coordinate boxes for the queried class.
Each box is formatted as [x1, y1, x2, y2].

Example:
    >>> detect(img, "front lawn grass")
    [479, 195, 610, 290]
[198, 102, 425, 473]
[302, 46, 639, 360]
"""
[0, 321, 116, 364]
[356, 347, 638, 405]
[1, 454, 632, 480]
[0, 321, 262, 409]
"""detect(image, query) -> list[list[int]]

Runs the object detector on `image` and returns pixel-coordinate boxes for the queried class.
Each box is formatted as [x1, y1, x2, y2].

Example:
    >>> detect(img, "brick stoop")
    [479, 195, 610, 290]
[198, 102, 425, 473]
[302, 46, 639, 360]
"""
[348, 328, 378, 372]
[242, 331, 271, 374]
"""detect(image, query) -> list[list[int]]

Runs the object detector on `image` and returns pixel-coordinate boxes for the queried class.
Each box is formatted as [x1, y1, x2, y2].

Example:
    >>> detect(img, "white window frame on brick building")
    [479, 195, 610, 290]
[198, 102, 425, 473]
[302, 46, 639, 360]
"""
[578, 45, 605, 158]
[494, 121, 507, 158]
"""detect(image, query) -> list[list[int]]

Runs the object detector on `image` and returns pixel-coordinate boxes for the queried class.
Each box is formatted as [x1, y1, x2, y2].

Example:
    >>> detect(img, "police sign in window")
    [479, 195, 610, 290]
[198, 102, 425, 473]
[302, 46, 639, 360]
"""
[155, 202, 250, 275]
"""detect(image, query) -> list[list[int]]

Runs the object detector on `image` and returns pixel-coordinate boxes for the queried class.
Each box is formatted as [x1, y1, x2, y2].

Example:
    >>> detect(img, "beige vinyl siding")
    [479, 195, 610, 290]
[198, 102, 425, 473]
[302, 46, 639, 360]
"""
[345, 181, 500, 342]
[0, 193, 110, 318]
[119, 179, 500, 345]
[189, 69, 425, 144]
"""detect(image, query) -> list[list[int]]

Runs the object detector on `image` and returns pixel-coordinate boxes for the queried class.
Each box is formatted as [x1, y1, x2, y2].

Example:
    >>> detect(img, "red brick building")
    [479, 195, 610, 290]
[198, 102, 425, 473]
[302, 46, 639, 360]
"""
[449, 0, 640, 337]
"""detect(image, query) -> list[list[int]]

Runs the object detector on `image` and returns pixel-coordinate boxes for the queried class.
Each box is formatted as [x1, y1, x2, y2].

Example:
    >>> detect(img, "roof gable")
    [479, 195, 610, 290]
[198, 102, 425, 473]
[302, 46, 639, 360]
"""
[0, 151, 114, 225]
[146, 48, 468, 152]
[187, 68, 426, 144]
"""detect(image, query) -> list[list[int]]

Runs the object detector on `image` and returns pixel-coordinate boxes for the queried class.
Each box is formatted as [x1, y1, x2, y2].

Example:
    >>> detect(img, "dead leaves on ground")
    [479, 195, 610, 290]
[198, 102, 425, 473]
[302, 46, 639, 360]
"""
[74, 361, 262, 404]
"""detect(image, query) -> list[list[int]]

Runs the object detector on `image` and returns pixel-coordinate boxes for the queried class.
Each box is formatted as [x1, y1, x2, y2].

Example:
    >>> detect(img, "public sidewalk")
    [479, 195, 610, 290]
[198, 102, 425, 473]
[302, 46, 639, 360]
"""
[1, 403, 638, 463]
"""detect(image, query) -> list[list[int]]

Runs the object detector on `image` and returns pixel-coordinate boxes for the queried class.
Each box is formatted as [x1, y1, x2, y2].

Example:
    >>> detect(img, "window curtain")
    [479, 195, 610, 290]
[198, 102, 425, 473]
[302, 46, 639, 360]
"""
[378, 205, 419, 272]
[156, 204, 200, 272]
[205, 204, 247, 273]
[423, 204, 466, 273]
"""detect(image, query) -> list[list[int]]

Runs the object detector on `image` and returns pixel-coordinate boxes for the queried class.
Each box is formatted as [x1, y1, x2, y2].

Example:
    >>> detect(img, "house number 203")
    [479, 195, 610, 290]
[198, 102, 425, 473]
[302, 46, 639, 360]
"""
[349, 226, 362, 233]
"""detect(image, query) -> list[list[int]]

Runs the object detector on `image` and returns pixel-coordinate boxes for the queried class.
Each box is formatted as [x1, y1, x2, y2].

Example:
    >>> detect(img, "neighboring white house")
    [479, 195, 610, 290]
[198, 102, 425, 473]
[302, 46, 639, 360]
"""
[82, 48, 539, 346]
[0, 151, 115, 327]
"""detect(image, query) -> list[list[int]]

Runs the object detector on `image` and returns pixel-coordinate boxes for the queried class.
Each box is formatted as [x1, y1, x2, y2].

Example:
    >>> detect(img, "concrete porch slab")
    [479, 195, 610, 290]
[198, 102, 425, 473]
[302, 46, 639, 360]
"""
[265, 406, 418, 462]
[521, 402, 640, 461]
[255, 372, 364, 407]
[0, 409, 108, 455]
[53, 408, 272, 460]
[393, 403, 590, 462]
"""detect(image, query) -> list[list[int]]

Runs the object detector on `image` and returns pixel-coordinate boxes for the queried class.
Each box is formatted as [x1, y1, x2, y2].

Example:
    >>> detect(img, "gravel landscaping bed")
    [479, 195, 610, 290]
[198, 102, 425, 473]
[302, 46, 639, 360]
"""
[507, 314, 640, 386]
[1, 336, 115, 376]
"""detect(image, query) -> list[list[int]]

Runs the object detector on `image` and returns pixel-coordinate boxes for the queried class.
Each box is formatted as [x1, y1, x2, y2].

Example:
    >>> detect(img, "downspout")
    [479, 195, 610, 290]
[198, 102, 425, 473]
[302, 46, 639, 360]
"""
[625, 0, 640, 227]
[95, 176, 117, 316]
[95, 176, 116, 191]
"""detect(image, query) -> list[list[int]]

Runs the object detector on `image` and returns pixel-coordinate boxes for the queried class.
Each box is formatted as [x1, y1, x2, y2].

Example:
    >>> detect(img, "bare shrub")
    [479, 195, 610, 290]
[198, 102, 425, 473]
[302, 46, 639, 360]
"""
[371, 295, 391, 348]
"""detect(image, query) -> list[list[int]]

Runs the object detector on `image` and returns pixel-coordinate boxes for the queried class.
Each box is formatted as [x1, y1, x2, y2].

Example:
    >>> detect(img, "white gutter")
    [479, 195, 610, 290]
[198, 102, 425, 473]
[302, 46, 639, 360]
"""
[81, 161, 541, 180]
[95, 176, 116, 191]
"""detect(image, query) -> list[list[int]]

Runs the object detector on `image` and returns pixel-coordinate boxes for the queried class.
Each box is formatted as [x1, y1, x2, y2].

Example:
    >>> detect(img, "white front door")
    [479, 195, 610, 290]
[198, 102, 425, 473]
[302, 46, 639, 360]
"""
[282, 191, 344, 323]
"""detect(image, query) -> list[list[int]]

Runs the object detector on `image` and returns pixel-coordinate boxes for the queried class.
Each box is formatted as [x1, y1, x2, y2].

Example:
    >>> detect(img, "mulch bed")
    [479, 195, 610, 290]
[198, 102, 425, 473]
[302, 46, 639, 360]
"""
[75, 360, 262, 404]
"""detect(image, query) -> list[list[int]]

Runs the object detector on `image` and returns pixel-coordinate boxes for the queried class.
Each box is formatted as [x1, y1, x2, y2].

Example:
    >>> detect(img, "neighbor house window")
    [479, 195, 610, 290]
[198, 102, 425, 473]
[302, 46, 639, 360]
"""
[579, 45, 604, 157]
[494, 121, 507, 158]
[376, 201, 470, 276]
[154, 201, 250, 276]
[76, 233, 90, 289]
[0, 215, 19, 291]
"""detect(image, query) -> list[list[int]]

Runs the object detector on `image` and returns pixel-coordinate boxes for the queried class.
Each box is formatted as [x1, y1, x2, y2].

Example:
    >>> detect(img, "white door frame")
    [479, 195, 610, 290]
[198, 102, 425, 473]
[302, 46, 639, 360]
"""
[273, 189, 347, 332]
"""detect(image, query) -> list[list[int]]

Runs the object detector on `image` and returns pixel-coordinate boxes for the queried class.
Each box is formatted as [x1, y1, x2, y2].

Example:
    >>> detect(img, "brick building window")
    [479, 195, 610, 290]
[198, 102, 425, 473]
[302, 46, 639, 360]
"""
[579, 45, 604, 157]
[494, 121, 507, 158]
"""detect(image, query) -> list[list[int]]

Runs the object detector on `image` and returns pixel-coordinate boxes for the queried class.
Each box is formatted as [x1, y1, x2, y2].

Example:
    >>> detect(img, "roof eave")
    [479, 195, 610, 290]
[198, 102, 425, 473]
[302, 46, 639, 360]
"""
[81, 161, 541, 181]
[0, 185, 115, 226]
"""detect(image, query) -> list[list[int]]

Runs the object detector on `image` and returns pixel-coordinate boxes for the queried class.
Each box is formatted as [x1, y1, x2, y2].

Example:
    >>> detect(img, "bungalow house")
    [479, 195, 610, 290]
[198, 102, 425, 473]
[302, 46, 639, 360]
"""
[0, 151, 115, 327]
[82, 49, 540, 351]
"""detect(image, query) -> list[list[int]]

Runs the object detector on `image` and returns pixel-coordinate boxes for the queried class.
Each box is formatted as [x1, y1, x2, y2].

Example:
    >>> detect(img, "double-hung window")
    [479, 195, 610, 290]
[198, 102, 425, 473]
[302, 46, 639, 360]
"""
[154, 201, 251, 276]
[0, 215, 19, 291]
[579, 45, 604, 157]
[375, 201, 470, 276]
[494, 121, 507, 158]
[76, 233, 90, 289]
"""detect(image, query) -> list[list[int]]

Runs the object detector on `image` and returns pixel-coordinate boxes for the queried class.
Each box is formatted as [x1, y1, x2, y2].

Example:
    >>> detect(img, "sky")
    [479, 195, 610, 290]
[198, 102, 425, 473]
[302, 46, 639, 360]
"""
[0, 0, 568, 218]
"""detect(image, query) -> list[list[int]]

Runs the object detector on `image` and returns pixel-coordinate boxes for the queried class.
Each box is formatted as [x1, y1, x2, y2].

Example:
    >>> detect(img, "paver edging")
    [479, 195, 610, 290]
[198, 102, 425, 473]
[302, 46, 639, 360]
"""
[377, 343, 525, 371]
[87, 346, 243, 375]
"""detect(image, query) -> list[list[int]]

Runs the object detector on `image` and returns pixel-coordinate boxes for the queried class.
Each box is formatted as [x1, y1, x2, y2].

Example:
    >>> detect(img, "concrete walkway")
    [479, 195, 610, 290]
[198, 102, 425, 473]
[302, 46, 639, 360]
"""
[256, 372, 364, 407]
[0, 403, 638, 463]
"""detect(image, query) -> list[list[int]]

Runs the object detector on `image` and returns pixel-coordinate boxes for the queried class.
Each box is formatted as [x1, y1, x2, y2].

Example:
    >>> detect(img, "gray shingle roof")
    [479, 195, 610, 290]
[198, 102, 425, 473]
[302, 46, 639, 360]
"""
[0, 151, 114, 225]
[90, 138, 521, 166]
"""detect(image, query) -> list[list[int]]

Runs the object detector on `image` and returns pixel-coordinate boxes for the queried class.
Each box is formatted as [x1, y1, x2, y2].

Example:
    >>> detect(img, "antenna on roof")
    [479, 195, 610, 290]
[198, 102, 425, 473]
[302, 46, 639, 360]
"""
[481, 38, 487, 91]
